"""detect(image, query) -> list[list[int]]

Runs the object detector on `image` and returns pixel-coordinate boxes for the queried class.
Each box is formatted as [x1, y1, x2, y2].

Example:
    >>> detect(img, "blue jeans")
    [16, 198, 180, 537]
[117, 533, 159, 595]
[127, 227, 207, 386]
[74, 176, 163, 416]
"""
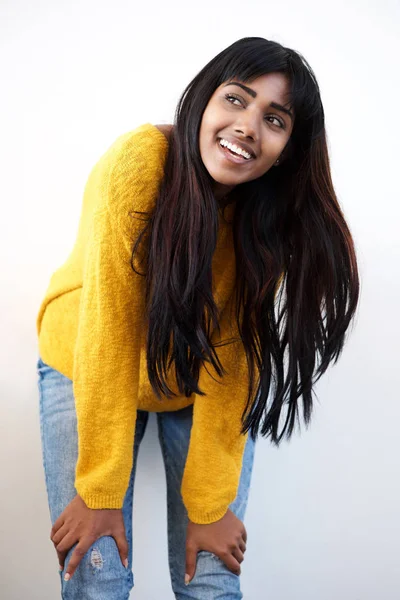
[37, 356, 256, 599]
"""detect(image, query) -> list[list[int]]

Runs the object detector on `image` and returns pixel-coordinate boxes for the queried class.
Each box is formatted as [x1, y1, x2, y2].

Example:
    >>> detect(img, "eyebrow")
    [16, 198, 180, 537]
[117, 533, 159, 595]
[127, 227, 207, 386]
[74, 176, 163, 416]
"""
[222, 81, 294, 121]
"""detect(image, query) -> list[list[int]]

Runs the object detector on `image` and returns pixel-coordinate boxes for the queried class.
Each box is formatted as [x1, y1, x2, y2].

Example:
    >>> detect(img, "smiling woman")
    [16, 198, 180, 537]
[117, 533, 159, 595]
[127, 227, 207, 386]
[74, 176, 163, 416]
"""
[199, 72, 295, 199]
[36, 36, 359, 599]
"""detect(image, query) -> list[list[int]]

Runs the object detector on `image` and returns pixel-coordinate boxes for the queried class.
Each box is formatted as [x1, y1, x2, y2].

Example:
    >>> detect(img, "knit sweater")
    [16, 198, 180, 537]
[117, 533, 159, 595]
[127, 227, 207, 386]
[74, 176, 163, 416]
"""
[36, 122, 253, 525]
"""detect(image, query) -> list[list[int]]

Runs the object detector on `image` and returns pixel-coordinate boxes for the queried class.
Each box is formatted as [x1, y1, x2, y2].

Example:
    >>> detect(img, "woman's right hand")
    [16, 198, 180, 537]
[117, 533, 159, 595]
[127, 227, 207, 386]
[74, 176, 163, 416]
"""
[50, 493, 129, 580]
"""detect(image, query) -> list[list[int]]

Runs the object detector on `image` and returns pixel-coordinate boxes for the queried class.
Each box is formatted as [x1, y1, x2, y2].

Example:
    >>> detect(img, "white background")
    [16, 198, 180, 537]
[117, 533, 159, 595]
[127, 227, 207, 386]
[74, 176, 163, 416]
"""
[1, 1, 399, 598]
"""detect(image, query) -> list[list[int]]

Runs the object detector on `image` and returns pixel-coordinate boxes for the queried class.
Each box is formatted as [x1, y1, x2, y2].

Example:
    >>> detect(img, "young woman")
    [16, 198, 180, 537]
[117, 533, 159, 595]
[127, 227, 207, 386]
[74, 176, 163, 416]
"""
[36, 36, 359, 599]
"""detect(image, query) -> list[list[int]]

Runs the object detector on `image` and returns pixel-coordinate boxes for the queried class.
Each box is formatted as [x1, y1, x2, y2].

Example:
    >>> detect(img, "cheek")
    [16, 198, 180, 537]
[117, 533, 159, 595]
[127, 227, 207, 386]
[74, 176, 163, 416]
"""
[199, 124, 220, 161]
[251, 153, 280, 179]
[200, 101, 226, 134]
[258, 138, 286, 169]
[198, 128, 210, 161]
[199, 112, 215, 147]
[254, 163, 273, 179]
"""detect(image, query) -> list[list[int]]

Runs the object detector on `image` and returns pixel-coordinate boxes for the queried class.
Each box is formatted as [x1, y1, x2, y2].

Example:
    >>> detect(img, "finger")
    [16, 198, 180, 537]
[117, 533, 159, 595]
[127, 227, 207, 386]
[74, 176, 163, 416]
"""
[242, 527, 247, 544]
[63, 540, 92, 581]
[56, 548, 67, 571]
[51, 523, 70, 570]
[185, 544, 198, 585]
[218, 551, 241, 576]
[231, 547, 245, 564]
[55, 532, 79, 555]
[114, 530, 129, 568]
[50, 516, 65, 540]
[51, 523, 69, 546]
[238, 539, 247, 553]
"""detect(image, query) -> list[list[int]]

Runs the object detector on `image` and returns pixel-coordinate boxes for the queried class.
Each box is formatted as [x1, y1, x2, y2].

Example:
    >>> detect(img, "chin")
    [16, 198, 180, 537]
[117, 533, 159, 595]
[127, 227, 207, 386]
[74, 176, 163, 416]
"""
[212, 176, 237, 187]
[207, 168, 241, 186]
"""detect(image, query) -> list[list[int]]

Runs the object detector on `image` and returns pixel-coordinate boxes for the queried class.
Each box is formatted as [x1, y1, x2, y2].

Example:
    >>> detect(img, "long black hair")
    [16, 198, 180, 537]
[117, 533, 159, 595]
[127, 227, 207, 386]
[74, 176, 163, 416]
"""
[130, 37, 360, 445]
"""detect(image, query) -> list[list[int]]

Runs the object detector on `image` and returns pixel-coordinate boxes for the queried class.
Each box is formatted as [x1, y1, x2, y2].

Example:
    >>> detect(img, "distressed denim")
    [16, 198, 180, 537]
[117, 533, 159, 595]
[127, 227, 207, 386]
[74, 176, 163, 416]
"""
[37, 355, 256, 599]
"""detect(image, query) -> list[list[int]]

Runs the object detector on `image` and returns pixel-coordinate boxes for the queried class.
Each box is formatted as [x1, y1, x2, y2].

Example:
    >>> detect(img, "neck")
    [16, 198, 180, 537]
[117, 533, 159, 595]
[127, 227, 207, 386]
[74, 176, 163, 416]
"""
[213, 181, 235, 203]
[214, 188, 236, 212]
[218, 195, 231, 210]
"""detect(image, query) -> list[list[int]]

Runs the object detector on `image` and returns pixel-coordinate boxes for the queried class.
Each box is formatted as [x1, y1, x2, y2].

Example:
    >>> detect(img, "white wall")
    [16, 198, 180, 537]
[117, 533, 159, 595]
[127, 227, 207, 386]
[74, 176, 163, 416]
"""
[1, 0, 399, 598]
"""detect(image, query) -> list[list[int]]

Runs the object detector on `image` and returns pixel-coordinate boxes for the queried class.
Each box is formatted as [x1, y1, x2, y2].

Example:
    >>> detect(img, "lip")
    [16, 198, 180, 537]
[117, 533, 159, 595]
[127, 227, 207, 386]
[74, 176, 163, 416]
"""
[217, 139, 255, 165]
[217, 136, 257, 159]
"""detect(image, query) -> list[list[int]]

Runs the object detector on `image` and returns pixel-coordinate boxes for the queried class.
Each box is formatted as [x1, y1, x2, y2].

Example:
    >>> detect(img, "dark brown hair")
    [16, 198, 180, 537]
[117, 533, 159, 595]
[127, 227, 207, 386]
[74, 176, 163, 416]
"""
[131, 37, 360, 445]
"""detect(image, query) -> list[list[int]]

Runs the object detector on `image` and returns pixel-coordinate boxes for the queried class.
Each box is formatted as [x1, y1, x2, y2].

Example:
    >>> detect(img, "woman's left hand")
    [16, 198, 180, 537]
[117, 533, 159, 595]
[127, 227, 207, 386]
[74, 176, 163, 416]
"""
[184, 508, 247, 585]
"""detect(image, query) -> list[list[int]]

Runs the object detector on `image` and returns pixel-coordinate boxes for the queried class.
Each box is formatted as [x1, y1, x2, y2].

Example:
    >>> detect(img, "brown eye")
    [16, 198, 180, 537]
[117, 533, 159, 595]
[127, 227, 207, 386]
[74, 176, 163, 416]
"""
[225, 94, 285, 129]
[225, 93, 243, 106]
[265, 116, 285, 129]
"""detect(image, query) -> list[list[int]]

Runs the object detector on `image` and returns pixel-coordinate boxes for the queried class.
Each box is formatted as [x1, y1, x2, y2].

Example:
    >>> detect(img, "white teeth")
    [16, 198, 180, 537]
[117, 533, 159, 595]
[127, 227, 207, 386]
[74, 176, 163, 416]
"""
[219, 138, 252, 160]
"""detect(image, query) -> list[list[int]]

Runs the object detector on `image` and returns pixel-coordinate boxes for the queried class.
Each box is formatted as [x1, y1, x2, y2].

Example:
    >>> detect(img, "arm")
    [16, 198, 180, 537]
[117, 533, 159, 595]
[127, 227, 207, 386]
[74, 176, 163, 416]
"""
[46, 125, 168, 583]
[72, 205, 143, 508]
[181, 274, 284, 525]
[72, 126, 168, 509]
[180, 301, 252, 524]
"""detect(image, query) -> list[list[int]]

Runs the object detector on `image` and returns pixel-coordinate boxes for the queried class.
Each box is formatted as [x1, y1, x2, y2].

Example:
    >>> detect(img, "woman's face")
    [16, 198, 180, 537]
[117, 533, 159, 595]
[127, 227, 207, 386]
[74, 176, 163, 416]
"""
[199, 72, 295, 200]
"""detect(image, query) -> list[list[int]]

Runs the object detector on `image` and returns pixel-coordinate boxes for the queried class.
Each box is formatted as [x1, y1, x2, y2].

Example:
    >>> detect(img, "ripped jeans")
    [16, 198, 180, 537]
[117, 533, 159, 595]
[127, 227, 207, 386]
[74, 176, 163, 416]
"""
[37, 356, 256, 599]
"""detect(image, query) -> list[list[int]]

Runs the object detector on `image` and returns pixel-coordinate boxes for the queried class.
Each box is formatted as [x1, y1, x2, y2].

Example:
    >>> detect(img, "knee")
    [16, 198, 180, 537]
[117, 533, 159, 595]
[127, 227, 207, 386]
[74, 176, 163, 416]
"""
[62, 536, 133, 599]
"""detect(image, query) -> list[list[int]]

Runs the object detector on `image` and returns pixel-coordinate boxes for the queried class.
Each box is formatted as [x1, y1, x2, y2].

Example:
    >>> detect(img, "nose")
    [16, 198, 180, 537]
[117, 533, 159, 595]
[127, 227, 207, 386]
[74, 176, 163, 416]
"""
[234, 113, 259, 140]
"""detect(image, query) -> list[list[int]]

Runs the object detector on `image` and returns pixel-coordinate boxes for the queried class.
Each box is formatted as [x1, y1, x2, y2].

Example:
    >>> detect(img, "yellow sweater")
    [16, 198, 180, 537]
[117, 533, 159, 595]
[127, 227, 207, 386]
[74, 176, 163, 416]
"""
[36, 122, 252, 525]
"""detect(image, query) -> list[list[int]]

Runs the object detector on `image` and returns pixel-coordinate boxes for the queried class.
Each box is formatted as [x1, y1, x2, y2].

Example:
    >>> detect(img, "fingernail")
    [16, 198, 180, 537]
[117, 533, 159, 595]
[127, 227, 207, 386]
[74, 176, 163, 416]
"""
[58, 565, 63, 572]
[185, 573, 190, 585]
[64, 573, 70, 581]
[123, 558, 128, 568]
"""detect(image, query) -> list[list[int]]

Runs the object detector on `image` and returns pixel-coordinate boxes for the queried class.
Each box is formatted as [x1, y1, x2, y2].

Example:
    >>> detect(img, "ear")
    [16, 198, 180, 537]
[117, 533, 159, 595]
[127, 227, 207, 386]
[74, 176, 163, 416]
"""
[274, 138, 294, 167]
[277, 137, 294, 164]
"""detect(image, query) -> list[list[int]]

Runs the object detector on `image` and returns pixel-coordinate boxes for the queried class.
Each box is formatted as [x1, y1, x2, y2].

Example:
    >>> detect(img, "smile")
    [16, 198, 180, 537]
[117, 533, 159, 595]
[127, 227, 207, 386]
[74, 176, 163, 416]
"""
[217, 139, 255, 165]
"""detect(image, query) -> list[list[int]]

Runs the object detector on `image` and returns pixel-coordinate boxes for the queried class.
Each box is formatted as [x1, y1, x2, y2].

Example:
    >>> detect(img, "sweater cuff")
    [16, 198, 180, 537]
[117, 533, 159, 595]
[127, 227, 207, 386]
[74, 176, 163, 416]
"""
[186, 505, 229, 525]
[77, 490, 124, 510]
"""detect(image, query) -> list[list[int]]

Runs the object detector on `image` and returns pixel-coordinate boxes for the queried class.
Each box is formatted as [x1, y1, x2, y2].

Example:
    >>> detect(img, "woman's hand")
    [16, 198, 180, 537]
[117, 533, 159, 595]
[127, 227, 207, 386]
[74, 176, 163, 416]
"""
[50, 494, 129, 580]
[185, 508, 247, 584]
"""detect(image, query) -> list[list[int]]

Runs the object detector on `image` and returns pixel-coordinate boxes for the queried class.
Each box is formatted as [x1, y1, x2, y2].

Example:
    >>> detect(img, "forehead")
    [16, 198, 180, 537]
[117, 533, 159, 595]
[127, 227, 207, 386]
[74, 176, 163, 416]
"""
[217, 72, 292, 102]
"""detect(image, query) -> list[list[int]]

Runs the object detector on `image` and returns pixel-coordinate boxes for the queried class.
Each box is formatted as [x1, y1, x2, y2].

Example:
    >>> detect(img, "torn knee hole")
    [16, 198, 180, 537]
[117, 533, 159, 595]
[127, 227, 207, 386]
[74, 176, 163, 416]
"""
[90, 548, 104, 569]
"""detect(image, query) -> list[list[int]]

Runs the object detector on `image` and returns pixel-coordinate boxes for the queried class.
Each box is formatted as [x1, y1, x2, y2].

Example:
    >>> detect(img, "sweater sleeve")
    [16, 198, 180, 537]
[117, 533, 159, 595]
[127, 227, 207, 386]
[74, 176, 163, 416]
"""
[180, 303, 253, 525]
[72, 125, 168, 509]
[180, 276, 285, 525]
[72, 205, 143, 509]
